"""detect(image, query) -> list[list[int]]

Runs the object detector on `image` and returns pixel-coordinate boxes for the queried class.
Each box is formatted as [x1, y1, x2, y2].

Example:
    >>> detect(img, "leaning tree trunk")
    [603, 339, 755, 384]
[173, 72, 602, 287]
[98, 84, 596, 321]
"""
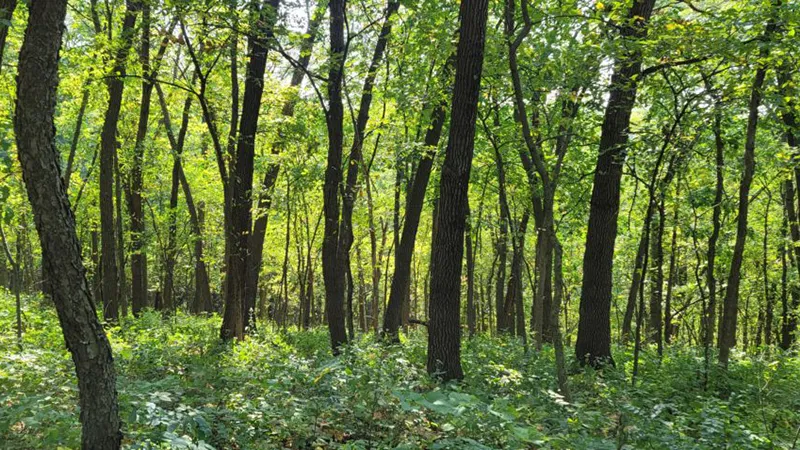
[99, 0, 141, 322]
[426, 0, 489, 381]
[383, 94, 448, 340]
[575, 0, 656, 368]
[719, 15, 775, 367]
[246, 3, 324, 325]
[15, 2, 121, 446]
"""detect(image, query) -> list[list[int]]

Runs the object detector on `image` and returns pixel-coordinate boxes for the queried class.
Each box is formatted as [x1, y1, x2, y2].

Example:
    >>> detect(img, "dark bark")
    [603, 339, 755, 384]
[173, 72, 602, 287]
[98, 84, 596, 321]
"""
[337, 0, 400, 340]
[0, 0, 16, 74]
[719, 17, 775, 366]
[427, 0, 489, 381]
[246, 3, 324, 326]
[322, 0, 349, 353]
[15, 1, 121, 446]
[99, 0, 140, 322]
[222, 0, 280, 340]
[383, 91, 449, 340]
[575, 0, 655, 367]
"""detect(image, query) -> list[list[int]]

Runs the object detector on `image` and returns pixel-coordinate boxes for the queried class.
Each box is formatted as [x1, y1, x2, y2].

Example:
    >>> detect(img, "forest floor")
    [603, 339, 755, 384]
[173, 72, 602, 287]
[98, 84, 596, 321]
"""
[1, 293, 799, 449]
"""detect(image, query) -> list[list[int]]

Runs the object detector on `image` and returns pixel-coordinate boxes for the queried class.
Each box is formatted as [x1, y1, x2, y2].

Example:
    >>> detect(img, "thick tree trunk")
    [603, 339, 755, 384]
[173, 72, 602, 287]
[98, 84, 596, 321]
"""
[99, 0, 141, 322]
[222, 0, 280, 340]
[427, 0, 489, 381]
[322, 0, 349, 353]
[15, 2, 121, 446]
[575, 0, 655, 367]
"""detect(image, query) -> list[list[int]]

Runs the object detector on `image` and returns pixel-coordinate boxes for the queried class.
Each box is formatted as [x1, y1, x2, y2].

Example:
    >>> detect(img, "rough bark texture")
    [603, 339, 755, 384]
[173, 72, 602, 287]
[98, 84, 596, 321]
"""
[99, 0, 140, 322]
[15, 1, 122, 446]
[427, 0, 489, 381]
[322, 0, 349, 353]
[575, 0, 655, 368]
[222, 0, 280, 340]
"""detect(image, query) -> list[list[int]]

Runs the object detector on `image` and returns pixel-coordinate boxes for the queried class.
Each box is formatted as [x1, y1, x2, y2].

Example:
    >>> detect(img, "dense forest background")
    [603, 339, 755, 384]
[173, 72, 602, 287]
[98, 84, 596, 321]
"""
[1, 0, 800, 448]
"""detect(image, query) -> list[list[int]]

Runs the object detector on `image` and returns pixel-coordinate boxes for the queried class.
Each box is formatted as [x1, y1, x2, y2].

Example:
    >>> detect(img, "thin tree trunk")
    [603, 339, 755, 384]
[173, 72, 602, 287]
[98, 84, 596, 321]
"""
[246, 3, 324, 320]
[664, 186, 679, 344]
[648, 198, 665, 355]
[705, 76, 725, 349]
[552, 237, 571, 401]
[383, 85, 449, 339]
[99, 0, 141, 322]
[719, 15, 776, 366]
[338, 0, 400, 339]
[15, 2, 121, 445]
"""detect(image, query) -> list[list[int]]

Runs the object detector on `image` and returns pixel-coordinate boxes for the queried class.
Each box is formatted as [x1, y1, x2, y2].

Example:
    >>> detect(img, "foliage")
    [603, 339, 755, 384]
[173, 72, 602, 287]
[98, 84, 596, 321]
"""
[1, 292, 799, 449]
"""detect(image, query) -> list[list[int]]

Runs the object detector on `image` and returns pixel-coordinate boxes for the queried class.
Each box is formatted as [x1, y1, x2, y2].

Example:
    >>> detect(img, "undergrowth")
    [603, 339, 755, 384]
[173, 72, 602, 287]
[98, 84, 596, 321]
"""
[1, 293, 799, 449]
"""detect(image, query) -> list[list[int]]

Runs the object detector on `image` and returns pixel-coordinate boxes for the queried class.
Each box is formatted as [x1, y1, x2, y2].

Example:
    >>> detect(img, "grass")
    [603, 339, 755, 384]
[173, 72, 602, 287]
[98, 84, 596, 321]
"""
[1, 292, 799, 449]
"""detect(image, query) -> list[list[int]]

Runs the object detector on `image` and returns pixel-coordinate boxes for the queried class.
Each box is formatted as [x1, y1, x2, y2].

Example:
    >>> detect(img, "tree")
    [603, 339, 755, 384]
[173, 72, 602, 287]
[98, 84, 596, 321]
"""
[14, 1, 121, 446]
[426, 0, 489, 381]
[575, 0, 656, 368]
[718, 10, 777, 367]
[322, 0, 349, 353]
[98, 0, 141, 322]
[222, 0, 281, 340]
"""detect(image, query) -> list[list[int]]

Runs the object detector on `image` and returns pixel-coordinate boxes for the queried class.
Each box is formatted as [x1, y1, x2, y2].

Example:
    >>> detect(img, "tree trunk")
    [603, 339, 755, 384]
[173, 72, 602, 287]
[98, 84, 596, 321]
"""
[383, 92, 448, 339]
[648, 199, 665, 355]
[466, 208, 476, 338]
[664, 188, 679, 345]
[222, 0, 280, 340]
[99, 0, 141, 322]
[575, 0, 655, 368]
[15, 2, 121, 445]
[245, 3, 324, 321]
[552, 237, 571, 401]
[322, 0, 349, 353]
[719, 18, 775, 366]
[705, 77, 725, 349]
[0, 0, 16, 73]
[427, 0, 489, 381]
[337, 0, 400, 339]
